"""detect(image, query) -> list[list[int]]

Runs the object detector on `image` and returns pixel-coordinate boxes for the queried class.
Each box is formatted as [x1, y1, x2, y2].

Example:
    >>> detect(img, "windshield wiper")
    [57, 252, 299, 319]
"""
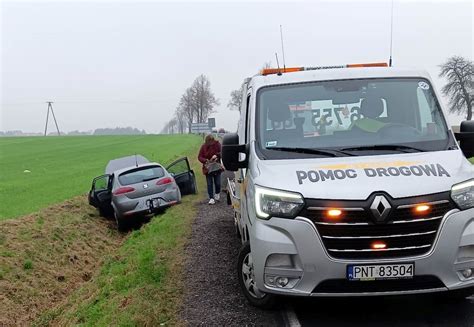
[266, 147, 355, 157]
[340, 144, 425, 153]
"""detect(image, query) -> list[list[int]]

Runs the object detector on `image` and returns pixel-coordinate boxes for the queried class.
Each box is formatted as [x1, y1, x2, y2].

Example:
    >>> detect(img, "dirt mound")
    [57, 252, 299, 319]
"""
[0, 196, 124, 327]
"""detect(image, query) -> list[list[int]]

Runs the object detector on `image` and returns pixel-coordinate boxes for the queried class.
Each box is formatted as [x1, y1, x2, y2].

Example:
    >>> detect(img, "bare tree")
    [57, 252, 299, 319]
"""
[227, 83, 244, 111]
[175, 106, 187, 134]
[191, 74, 219, 123]
[227, 62, 272, 112]
[163, 74, 219, 134]
[439, 56, 474, 120]
[168, 117, 178, 134]
[178, 87, 195, 133]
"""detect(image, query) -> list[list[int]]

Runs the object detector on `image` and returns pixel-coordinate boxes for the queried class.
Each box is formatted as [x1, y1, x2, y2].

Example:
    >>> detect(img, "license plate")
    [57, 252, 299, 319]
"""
[347, 263, 414, 281]
[147, 198, 162, 209]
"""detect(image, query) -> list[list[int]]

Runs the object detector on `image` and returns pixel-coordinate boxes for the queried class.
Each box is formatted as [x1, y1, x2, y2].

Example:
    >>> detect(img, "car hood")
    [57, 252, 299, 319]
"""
[254, 150, 474, 200]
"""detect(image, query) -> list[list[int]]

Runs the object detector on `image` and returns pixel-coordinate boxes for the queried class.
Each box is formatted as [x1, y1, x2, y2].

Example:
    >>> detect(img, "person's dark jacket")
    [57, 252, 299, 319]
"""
[198, 140, 222, 175]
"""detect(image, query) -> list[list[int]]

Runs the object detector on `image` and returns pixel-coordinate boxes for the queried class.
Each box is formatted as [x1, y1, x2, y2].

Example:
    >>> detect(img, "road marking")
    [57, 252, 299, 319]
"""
[283, 304, 302, 327]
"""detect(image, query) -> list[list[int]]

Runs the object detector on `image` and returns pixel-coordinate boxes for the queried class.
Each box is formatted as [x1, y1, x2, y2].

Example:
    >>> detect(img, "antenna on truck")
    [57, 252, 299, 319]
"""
[280, 25, 286, 71]
[275, 53, 282, 75]
[389, 0, 394, 67]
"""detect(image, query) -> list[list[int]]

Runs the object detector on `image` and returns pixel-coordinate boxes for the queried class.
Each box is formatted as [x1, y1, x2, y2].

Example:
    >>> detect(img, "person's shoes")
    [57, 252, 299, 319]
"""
[208, 198, 216, 205]
[214, 193, 220, 201]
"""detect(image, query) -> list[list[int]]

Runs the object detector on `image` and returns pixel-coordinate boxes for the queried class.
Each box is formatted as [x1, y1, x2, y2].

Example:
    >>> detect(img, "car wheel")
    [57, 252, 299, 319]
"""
[237, 242, 276, 309]
[114, 212, 127, 232]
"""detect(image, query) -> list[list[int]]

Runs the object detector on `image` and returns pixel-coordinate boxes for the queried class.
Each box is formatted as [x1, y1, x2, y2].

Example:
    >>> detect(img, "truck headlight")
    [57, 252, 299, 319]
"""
[451, 179, 474, 210]
[255, 185, 304, 219]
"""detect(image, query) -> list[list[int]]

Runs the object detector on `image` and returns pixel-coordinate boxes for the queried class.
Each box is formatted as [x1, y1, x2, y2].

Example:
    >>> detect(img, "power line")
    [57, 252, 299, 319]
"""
[44, 102, 61, 136]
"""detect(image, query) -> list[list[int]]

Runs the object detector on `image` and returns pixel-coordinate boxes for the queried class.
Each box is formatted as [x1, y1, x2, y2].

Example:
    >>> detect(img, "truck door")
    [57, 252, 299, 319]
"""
[238, 91, 252, 241]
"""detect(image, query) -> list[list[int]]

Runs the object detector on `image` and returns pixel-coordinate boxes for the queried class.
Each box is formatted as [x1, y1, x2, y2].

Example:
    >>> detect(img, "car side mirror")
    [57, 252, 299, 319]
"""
[455, 121, 474, 159]
[222, 133, 248, 171]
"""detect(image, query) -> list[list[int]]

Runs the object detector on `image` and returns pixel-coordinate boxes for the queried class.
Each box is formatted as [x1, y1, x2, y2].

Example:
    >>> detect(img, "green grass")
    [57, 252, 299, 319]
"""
[42, 198, 197, 326]
[470, 157, 474, 164]
[0, 135, 202, 220]
[23, 259, 33, 270]
[34, 149, 205, 327]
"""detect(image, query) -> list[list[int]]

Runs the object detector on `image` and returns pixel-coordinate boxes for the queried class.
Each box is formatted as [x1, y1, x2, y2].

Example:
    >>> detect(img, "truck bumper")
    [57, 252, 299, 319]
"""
[250, 208, 474, 297]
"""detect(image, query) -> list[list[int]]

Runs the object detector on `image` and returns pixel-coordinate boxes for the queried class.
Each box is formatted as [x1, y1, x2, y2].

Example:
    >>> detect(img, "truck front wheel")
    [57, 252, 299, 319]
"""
[237, 242, 276, 309]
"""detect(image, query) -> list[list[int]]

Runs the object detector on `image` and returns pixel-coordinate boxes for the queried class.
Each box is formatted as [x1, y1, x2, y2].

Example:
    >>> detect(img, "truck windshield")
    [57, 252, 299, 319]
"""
[257, 78, 452, 158]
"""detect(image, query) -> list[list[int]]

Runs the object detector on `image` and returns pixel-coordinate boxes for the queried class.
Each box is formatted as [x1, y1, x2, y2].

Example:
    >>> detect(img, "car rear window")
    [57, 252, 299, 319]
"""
[118, 166, 165, 185]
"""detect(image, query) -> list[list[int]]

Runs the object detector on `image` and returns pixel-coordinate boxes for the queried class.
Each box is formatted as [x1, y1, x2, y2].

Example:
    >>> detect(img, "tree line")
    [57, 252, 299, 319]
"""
[162, 57, 472, 136]
[161, 74, 219, 134]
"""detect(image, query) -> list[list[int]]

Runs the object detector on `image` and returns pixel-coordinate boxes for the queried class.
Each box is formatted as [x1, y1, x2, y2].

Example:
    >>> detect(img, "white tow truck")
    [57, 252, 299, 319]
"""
[223, 62, 474, 308]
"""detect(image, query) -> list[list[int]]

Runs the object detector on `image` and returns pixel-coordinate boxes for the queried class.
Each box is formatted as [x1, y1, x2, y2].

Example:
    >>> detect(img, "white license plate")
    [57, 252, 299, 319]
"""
[148, 198, 163, 209]
[347, 263, 414, 281]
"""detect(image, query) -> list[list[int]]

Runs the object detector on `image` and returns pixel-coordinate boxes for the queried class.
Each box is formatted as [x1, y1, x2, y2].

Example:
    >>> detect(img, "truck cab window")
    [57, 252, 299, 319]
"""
[256, 78, 450, 158]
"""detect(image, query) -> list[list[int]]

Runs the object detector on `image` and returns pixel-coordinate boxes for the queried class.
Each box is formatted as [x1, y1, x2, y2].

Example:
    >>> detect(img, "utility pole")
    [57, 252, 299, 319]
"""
[44, 101, 61, 136]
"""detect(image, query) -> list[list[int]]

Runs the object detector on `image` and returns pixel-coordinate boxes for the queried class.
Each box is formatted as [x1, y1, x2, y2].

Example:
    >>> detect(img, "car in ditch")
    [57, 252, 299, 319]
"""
[88, 155, 197, 230]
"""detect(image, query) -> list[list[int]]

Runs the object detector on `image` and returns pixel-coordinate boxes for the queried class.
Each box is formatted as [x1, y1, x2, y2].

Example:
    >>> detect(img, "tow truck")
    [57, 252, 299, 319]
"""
[223, 62, 474, 308]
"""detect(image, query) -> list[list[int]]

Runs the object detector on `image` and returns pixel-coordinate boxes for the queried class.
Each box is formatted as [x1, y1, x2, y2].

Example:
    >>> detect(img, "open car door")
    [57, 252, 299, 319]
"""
[88, 174, 114, 216]
[166, 157, 197, 196]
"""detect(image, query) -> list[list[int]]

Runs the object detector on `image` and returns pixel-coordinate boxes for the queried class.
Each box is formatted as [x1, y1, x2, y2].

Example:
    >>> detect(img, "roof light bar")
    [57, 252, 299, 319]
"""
[346, 62, 388, 68]
[260, 62, 388, 76]
[261, 67, 304, 75]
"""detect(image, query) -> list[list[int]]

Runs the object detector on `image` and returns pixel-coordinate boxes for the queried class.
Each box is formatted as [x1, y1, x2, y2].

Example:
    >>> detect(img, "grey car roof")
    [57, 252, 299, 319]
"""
[105, 155, 150, 174]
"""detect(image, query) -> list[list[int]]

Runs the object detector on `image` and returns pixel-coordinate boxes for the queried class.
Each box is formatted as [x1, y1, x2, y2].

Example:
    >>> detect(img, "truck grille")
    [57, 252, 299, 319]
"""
[300, 193, 456, 260]
[313, 275, 445, 294]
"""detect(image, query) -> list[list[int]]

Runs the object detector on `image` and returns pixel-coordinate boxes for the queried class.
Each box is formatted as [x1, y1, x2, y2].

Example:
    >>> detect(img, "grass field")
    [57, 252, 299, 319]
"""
[0, 135, 202, 220]
[0, 134, 205, 326]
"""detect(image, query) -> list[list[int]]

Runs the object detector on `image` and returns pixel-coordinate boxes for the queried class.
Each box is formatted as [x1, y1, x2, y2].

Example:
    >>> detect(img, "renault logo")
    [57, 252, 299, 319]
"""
[370, 195, 391, 222]
[143, 184, 149, 189]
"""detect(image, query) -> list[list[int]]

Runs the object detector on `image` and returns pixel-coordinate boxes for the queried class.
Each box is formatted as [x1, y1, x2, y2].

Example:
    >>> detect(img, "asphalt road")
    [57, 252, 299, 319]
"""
[286, 294, 474, 326]
[185, 171, 474, 326]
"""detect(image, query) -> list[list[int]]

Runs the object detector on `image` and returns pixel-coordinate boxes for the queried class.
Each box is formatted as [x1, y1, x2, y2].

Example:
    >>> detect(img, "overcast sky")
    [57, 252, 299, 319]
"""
[1, 0, 472, 134]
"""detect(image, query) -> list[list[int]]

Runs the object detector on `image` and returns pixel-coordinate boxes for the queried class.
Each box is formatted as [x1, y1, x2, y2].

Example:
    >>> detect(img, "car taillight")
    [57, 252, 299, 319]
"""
[113, 186, 135, 195]
[156, 177, 174, 185]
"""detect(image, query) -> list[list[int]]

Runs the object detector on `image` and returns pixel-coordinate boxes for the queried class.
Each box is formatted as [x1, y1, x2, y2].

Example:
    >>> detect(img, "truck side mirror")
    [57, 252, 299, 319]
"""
[222, 133, 248, 171]
[455, 121, 474, 159]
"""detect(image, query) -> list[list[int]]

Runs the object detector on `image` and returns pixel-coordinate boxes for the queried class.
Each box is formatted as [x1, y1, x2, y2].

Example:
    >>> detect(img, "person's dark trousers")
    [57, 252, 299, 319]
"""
[206, 171, 222, 199]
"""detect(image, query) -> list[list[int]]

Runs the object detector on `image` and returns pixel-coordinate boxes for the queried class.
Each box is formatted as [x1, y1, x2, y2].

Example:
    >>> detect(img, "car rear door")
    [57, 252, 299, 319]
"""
[166, 157, 197, 195]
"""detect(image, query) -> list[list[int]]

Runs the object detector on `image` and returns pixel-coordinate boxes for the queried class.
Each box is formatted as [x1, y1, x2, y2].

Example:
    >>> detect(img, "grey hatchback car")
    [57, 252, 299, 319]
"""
[88, 155, 197, 230]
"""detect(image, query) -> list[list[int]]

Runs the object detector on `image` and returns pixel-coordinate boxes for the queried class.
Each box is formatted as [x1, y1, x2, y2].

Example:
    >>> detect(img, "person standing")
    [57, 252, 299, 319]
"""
[198, 134, 223, 205]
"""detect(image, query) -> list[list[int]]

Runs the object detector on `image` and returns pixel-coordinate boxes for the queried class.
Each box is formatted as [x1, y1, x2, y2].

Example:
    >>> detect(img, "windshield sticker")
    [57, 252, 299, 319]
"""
[266, 141, 277, 147]
[317, 160, 420, 170]
[296, 163, 450, 185]
[418, 81, 430, 90]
